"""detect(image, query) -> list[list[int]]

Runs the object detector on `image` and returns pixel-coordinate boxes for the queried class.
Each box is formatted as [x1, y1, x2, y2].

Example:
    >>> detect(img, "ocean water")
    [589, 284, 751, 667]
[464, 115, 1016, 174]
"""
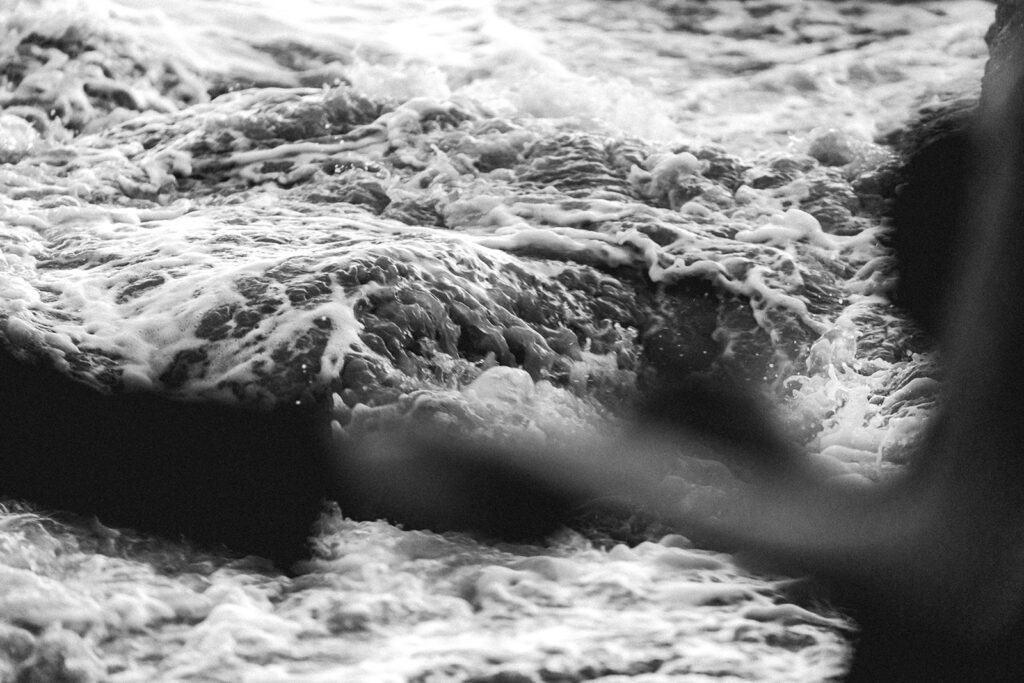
[0, 0, 992, 680]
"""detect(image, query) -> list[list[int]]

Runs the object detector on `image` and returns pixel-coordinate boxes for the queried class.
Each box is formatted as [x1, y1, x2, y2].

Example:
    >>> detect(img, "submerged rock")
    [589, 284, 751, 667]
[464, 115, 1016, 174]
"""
[0, 78, 905, 426]
[0, 0, 996, 679]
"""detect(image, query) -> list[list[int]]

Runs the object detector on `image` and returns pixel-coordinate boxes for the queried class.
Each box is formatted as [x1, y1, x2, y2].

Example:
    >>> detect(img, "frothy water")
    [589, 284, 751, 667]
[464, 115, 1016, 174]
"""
[0, 0, 990, 680]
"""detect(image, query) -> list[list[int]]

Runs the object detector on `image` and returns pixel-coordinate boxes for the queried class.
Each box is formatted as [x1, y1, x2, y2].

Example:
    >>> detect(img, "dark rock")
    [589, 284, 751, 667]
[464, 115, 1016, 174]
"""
[891, 129, 972, 335]
[799, 171, 862, 234]
[0, 25, 207, 134]
[807, 130, 859, 167]
[745, 154, 817, 189]
[641, 281, 721, 375]
[0, 335, 334, 571]
[850, 161, 901, 218]
[889, 96, 978, 159]
[518, 133, 642, 199]
[985, 0, 1024, 107]
[465, 672, 535, 683]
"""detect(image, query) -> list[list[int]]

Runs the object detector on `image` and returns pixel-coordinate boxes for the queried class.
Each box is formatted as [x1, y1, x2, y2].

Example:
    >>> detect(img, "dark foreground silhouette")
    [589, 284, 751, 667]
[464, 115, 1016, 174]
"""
[659, 66, 1024, 680]
[720, 64, 1024, 681]
[0, 344, 334, 569]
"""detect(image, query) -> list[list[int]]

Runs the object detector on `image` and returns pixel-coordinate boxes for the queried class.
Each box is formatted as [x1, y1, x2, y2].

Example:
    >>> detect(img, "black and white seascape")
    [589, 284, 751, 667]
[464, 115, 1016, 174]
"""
[0, 1, 991, 680]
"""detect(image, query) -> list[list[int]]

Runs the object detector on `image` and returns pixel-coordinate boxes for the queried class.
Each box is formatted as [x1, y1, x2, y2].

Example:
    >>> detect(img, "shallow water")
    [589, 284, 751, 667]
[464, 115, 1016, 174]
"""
[0, 0, 989, 680]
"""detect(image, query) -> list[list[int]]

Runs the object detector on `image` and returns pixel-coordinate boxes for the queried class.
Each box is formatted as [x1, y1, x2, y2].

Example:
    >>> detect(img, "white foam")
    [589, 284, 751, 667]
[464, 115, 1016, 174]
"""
[0, 0, 977, 678]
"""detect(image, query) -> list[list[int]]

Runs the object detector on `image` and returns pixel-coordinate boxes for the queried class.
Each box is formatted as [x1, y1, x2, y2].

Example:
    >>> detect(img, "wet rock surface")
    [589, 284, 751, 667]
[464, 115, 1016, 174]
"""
[0, 0, 999, 680]
[1, 83, 915, 416]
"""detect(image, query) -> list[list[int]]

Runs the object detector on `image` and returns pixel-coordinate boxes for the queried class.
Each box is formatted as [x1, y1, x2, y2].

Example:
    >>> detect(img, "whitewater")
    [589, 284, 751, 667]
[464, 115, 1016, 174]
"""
[0, 0, 992, 680]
